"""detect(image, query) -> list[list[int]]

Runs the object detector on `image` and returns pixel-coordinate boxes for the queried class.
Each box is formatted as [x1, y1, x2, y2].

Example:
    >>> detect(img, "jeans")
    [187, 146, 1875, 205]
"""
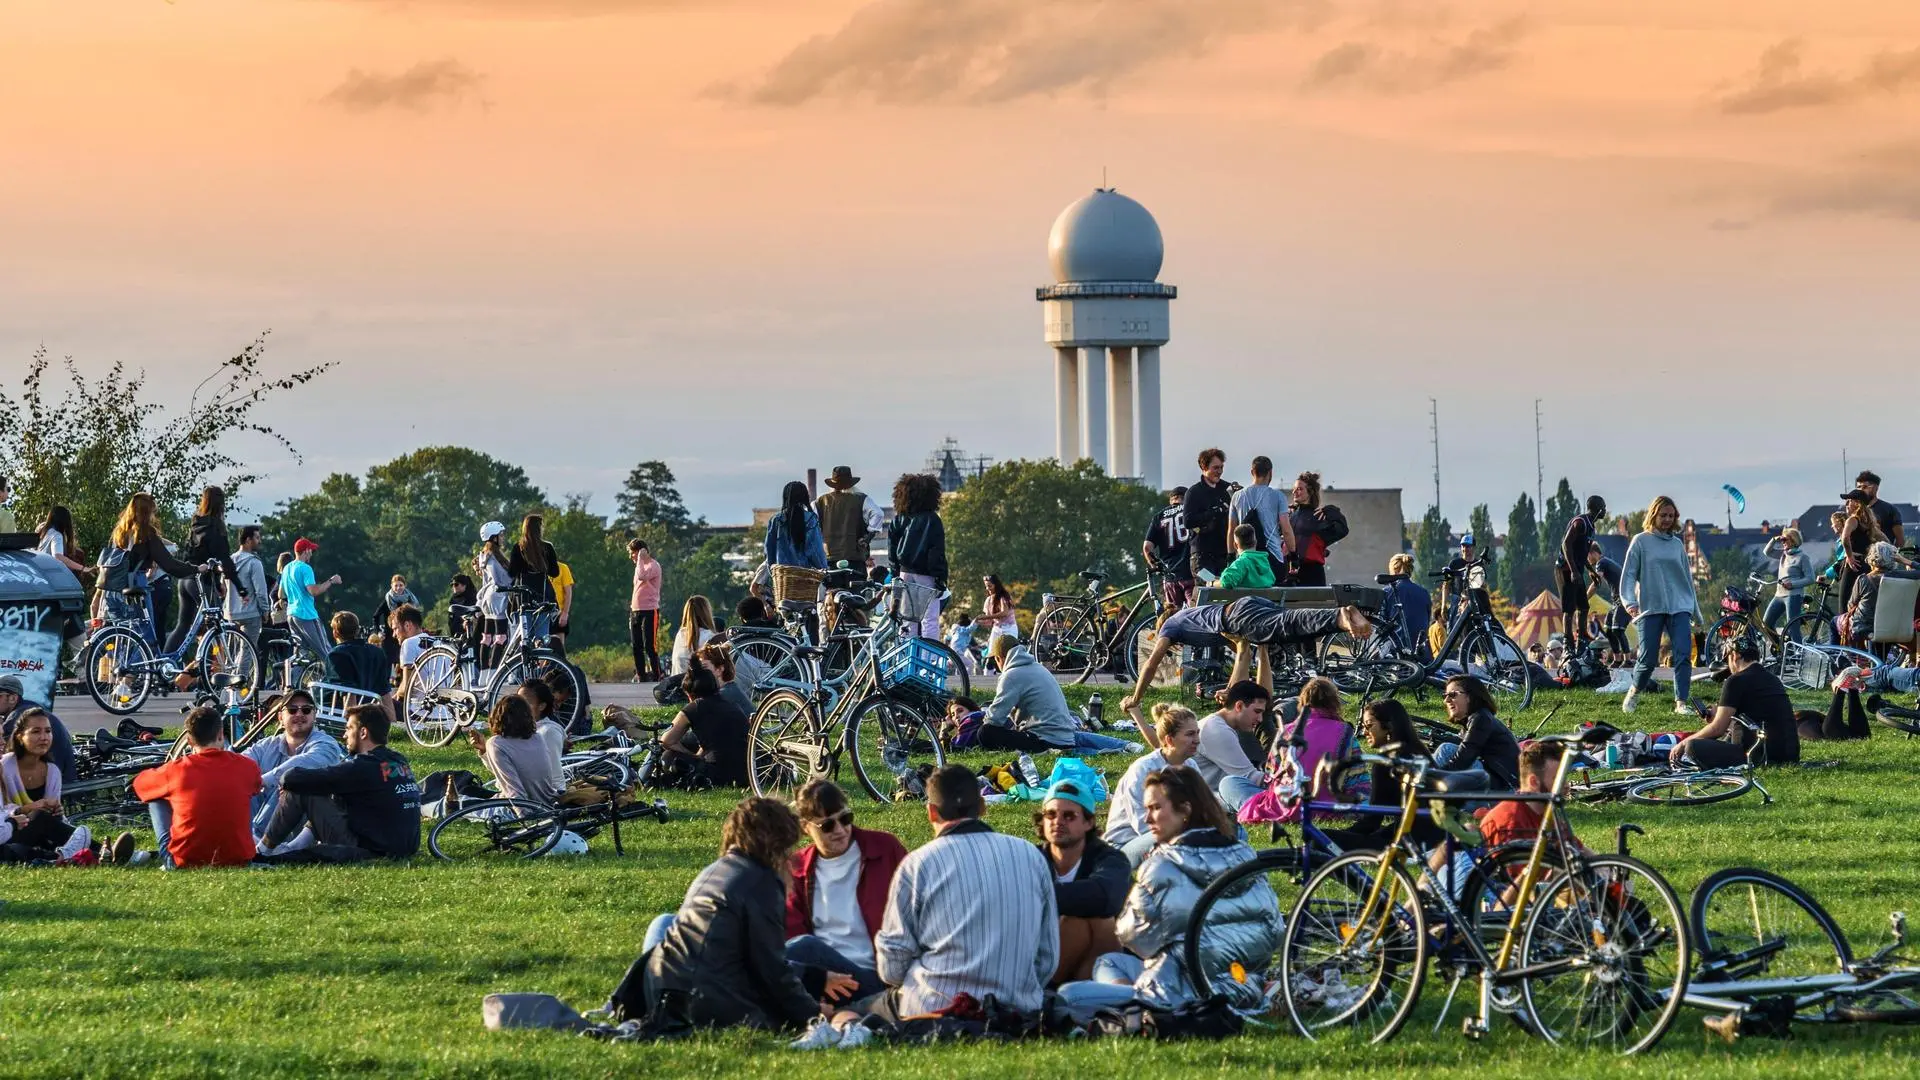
[1072, 730, 1137, 755]
[1633, 611, 1692, 702]
[148, 799, 177, 869]
[644, 913, 677, 953]
[1120, 832, 1158, 867]
[784, 934, 885, 1000]
[1762, 595, 1804, 642]
[1218, 775, 1264, 813]
[1056, 952, 1146, 1022]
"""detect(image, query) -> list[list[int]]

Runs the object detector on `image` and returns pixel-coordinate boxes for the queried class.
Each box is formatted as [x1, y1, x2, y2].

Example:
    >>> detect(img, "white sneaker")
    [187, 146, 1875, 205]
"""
[1621, 687, 1640, 713]
[1832, 666, 1866, 693]
[834, 1023, 873, 1049]
[1674, 700, 1697, 716]
[789, 1018, 843, 1051]
[56, 825, 93, 861]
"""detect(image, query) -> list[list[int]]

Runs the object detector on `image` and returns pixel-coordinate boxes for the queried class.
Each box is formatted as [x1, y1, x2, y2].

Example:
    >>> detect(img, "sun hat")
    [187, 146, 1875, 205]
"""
[826, 466, 860, 490]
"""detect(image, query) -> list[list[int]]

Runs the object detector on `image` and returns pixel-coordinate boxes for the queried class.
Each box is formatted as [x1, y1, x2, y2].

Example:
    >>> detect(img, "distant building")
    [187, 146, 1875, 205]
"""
[924, 438, 994, 494]
[1324, 487, 1403, 586]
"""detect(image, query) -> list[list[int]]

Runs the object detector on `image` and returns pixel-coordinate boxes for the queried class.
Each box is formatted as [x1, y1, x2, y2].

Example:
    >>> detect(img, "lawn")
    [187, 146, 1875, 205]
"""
[4, 681, 1918, 1079]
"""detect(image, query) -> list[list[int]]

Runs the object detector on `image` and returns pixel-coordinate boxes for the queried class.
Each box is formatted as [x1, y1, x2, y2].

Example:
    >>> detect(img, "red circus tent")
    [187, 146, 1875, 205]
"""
[1509, 590, 1563, 651]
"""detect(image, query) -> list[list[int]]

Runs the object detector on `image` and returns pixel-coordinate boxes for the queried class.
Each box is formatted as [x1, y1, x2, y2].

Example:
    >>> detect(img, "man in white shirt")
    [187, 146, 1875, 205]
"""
[225, 525, 272, 648]
[1193, 680, 1271, 812]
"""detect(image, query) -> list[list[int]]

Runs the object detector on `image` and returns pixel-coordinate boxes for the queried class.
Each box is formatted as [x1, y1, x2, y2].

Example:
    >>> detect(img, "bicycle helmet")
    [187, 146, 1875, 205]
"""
[479, 520, 506, 542]
[544, 830, 589, 857]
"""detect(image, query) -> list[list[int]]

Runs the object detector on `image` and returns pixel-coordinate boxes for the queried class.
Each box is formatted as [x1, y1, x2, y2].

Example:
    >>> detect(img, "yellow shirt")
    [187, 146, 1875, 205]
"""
[550, 563, 574, 611]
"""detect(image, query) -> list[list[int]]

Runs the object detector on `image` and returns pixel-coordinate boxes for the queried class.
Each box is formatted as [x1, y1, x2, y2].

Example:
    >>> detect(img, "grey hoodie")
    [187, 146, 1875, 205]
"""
[983, 646, 1077, 748]
[1620, 530, 1697, 618]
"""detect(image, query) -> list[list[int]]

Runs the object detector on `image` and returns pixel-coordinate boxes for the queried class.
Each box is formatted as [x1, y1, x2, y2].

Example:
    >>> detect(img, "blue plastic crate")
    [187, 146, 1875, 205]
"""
[879, 637, 952, 696]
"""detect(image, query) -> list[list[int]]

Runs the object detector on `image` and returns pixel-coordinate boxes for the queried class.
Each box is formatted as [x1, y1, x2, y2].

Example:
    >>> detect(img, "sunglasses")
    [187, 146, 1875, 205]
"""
[286, 705, 316, 715]
[810, 810, 854, 831]
[1041, 808, 1085, 821]
[1442, 691, 1465, 700]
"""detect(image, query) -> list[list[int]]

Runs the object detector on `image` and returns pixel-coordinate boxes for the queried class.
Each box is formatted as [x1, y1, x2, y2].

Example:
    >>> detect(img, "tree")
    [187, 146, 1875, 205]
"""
[615, 460, 700, 538]
[0, 335, 332, 552]
[1503, 493, 1540, 598]
[1469, 503, 1498, 593]
[663, 535, 750, 633]
[540, 495, 634, 652]
[1414, 506, 1452, 580]
[1543, 478, 1579, 562]
[943, 459, 1161, 602]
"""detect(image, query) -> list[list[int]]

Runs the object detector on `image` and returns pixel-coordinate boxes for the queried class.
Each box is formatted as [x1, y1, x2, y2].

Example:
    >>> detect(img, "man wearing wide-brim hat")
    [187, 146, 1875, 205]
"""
[815, 466, 885, 569]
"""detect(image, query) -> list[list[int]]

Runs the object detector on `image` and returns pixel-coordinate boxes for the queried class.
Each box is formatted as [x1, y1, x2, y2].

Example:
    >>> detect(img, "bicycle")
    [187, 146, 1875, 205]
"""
[1565, 714, 1774, 807]
[428, 782, 670, 861]
[81, 567, 265, 715]
[1685, 867, 1918, 1036]
[1272, 725, 1691, 1053]
[1031, 567, 1166, 685]
[732, 580, 969, 709]
[747, 579, 947, 803]
[401, 586, 586, 745]
[1319, 555, 1535, 709]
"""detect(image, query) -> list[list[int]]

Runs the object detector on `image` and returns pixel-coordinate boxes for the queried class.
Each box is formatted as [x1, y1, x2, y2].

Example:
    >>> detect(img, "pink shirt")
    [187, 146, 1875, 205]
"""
[630, 556, 662, 611]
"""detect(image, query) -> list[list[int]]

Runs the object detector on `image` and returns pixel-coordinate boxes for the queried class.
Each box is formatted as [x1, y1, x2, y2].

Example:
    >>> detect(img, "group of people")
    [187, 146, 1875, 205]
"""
[1145, 453, 1346, 608]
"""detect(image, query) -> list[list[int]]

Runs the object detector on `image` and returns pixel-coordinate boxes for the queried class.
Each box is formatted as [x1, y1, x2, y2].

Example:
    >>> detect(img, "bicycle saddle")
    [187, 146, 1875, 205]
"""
[209, 672, 245, 689]
[778, 600, 816, 614]
[121, 588, 148, 599]
[793, 646, 827, 660]
[1424, 769, 1491, 795]
[89, 731, 142, 754]
[831, 590, 878, 613]
[1079, 570, 1104, 581]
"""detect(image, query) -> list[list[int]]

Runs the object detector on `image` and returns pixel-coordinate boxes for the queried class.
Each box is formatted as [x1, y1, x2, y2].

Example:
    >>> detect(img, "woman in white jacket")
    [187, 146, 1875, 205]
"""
[1106, 702, 1201, 866]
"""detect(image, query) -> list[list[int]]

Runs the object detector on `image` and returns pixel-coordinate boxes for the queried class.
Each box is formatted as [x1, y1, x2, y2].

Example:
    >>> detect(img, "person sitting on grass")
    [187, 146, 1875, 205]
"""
[1672, 640, 1800, 767]
[1054, 766, 1278, 1022]
[1108, 702, 1202, 866]
[468, 694, 563, 806]
[615, 796, 837, 1034]
[1036, 779, 1132, 985]
[1431, 675, 1520, 791]
[1319, 699, 1445, 854]
[1216, 523, 1277, 590]
[785, 779, 908, 1004]
[1191, 680, 1271, 813]
[515, 678, 569, 760]
[1237, 677, 1359, 826]
[258, 704, 421, 863]
[242, 689, 345, 837]
[0, 675, 77, 786]
[982, 635, 1139, 756]
[129, 704, 263, 868]
[662, 665, 752, 788]
[1463, 741, 1589, 902]
[326, 610, 393, 708]
[2, 708, 104, 864]
[792, 764, 1058, 1049]
[699, 642, 755, 717]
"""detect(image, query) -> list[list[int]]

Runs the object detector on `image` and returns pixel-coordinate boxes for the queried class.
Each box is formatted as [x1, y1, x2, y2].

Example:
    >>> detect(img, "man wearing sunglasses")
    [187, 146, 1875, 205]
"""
[244, 689, 346, 848]
[1034, 780, 1130, 985]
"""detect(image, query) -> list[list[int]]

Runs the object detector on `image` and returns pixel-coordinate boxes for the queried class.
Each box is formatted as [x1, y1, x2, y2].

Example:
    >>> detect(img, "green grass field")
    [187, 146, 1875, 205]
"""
[5, 682, 1919, 1079]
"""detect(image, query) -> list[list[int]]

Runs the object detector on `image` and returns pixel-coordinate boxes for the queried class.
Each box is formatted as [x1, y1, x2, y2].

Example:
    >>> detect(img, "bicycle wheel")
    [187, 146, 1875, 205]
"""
[196, 626, 263, 704]
[85, 626, 155, 715]
[1462, 630, 1534, 710]
[1626, 772, 1753, 806]
[1791, 610, 1837, 646]
[749, 689, 825, 799]
[1873, 704, 1920, 737]
[1033, 607, 1095, 678]
[1517, 854, 1690, 1055]
[733, 634, 801, 691]
[1689, 867, 1850, 1020]
[491, 650, 587, 732]
[1317, 631, 1363, 675]
[1280, 852, 1428, 1043]
[846, 694, 944, 803]
[429, 798, 565, 860]
[404, 644, 468, 746]
[1183, 851, 1295, 1019]
[1125, 615, 1176, 688]
[1333, 659, 1424, 698]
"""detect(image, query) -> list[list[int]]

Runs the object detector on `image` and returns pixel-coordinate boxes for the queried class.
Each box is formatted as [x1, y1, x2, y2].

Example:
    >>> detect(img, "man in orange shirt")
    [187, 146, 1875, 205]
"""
[131, 705, 263, 868]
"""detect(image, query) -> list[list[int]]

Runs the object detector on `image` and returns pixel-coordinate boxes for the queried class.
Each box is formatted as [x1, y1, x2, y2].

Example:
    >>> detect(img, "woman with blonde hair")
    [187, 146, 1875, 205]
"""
[104, 492, 200, 626]
[671, 595, 717, 677]
[1108, 701, 1202, 865]
[1762, 527, 1815, 643]
[1619, 495, 1699, 715]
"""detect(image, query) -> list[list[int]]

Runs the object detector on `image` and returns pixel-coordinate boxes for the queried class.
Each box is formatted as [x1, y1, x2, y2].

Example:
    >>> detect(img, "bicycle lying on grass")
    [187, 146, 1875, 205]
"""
[1565, 713, 1774, 807]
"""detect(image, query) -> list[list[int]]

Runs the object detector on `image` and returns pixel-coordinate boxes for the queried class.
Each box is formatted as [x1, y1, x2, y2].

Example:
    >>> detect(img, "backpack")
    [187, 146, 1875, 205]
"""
[1089, 995, 1245, 1040]
[1317, 505, 1350, 546]
[1566, 652, 1610, 689]
[97, 544, 136, 594]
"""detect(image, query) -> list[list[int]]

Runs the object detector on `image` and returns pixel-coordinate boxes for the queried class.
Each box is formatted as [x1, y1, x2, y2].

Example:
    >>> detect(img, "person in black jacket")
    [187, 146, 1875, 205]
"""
[614, 797, 828, 1032]
[260, 704, 421, 862]
[164, 486, 247, 655]
[506, 513, 561, 639]
[1182, 449, 1232, 581]
[1034, 779, 1132, 985]
[887, 473, 947, 639]
[1431, 675, 1520, 791]
[105, 492, 206, 627]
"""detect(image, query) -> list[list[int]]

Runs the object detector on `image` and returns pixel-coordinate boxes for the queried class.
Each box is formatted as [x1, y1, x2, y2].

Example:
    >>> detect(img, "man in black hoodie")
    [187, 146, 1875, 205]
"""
[1036, 779, 1131, 985]
[1182, 449, 1233, 582]
[261, 704, 421, 862]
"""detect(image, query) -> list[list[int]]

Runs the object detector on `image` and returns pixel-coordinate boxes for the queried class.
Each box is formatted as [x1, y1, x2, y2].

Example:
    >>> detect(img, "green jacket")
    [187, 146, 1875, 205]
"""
[1218, 550, 1276, 590]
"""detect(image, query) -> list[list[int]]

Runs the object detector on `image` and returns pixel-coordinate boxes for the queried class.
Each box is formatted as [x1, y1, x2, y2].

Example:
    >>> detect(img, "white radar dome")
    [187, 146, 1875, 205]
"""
[1046, 189, 1164, 284]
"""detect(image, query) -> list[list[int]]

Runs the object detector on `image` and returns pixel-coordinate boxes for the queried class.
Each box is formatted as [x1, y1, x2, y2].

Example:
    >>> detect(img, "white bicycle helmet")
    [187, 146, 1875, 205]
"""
[544, 830, 589, 857]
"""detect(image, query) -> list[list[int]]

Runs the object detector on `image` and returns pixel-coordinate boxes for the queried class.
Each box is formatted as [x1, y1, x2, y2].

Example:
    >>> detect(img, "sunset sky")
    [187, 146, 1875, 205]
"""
[6, 1, 1920, 531]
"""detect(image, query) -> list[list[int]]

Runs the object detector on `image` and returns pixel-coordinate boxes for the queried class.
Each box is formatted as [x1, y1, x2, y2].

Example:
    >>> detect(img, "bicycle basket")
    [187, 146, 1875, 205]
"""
[879, 637, 952, 696]
[772, 566, 826, 604]
[888, 579, 939, 622]
[1720, 586, 1758, 616]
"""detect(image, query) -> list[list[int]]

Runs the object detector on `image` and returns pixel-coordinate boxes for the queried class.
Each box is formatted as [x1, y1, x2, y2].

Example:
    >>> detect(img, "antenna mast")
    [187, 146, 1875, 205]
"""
[1429, 398, 1442, 514]
[1534, 399, 1544, 514]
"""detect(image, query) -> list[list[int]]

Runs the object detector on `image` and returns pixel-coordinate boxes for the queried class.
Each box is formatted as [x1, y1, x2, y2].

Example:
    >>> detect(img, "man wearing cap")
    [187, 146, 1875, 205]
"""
[1856, 470, 1904, 546]
[815, 466, 884, 569]
[281, 538, 341, 661]
[1034, 778, 1131, 985]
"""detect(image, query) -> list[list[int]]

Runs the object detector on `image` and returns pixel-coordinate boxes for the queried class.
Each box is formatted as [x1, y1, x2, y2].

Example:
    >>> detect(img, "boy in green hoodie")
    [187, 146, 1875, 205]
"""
[1217, 524, 1277, 590]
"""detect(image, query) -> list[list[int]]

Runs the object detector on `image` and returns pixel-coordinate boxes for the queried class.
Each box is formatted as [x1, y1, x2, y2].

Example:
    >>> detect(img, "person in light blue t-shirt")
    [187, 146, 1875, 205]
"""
[281, 537, 340, 661]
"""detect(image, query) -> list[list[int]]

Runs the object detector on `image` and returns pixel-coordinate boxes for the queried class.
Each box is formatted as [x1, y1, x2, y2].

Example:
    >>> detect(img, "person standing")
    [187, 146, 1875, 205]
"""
[506, 513, 561, 640]
[1381, 554, 1432, 661]
[1142, 486, 1193, 613]
[1181, 449, 1232, 583]
[887, 473, 947, 639]
[977, 574, 1020, 657]
[1761, 528, 1814, 644]
[102, 492, 201, 629]
[815, 466, 884, 569]
[765, 481, 827, 575]
[164, 486, 245, 656]
[1228, 456, 1294, 581]
[628, 539, 664, 682]
[1620, 495, 1700, 714]
[281, 538, 340, 662]
[1557, 495, 1606, 649]
[548, 560, 575, 657]
[1836, 490, 1885, 617]
[1855, 470, 1904, 547]
[223, 525, 271, 650]
[474, 522, 512, 681]
[1285, 471, 1331, 586]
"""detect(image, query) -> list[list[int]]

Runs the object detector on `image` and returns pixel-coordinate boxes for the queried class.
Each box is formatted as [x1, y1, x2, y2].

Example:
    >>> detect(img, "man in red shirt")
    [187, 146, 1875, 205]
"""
[131, 705, 263, 868]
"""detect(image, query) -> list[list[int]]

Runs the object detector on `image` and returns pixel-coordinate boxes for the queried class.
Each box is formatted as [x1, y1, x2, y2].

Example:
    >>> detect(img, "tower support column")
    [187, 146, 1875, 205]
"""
[1081, 345, 1108, 473]
[1136, 345, 1162, 490]
[1054, 347, 1081, 463]
[1108, 347, 1134, 481]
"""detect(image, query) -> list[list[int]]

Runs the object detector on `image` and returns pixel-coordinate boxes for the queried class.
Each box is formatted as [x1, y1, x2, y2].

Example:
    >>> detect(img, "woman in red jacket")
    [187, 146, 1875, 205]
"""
[784, 780, 907, 1002]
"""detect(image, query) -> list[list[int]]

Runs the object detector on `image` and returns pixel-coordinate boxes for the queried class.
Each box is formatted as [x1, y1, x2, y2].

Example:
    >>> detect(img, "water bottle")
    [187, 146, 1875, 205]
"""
[1017, 752, 1043, 789]
[1086, 693, 1104, 731]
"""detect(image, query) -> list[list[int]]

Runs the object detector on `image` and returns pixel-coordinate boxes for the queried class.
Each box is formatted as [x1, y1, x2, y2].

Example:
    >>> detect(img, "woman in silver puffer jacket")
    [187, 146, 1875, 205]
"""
[1057, 767, 1282, 1016]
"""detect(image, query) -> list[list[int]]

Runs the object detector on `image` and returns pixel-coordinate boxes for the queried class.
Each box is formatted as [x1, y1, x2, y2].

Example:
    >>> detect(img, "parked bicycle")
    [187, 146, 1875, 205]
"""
[401, 586, 585, 744]
[81, 567, 264, 715]
[1566, 713, 1774, 807]
[1318, 555, 1534, 709]
[1032, 567, 1166, 685]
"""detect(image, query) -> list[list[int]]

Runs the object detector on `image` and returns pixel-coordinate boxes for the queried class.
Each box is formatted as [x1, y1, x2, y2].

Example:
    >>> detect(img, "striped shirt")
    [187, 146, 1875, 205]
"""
[875, 819, 1059, 1015]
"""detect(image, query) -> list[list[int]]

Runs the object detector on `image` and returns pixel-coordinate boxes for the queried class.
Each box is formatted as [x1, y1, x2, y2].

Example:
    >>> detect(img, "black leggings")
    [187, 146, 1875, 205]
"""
[0, 809, 78, 863]
[977, 725, 1068, 754]
[630, 610, 662, 679]
[1823, 690, 1872, 741]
